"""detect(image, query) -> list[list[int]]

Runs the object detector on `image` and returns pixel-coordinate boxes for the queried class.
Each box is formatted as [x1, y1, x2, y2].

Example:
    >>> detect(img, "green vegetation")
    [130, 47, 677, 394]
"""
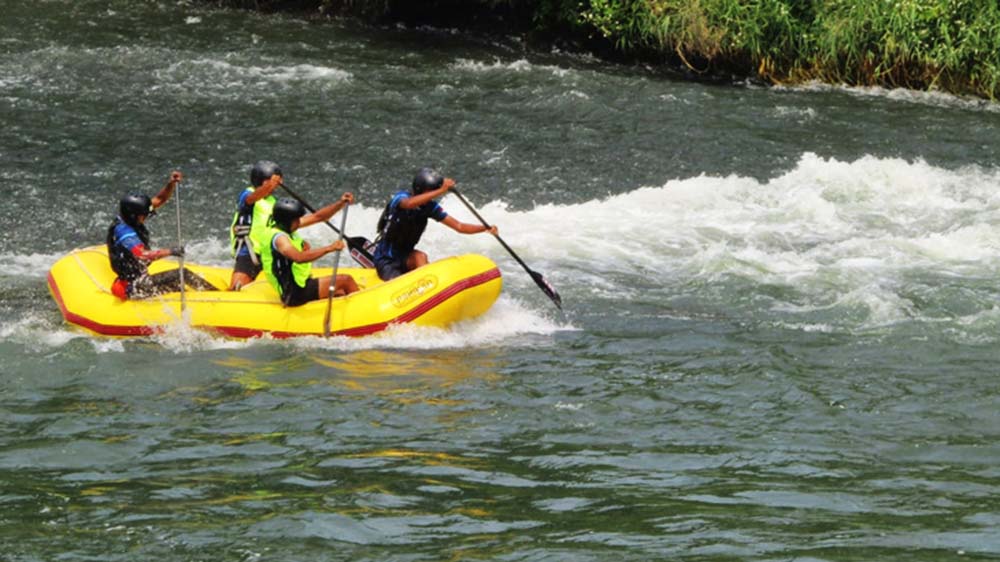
[578, 0, 1000, 98]
[203, 0, 1000, 99]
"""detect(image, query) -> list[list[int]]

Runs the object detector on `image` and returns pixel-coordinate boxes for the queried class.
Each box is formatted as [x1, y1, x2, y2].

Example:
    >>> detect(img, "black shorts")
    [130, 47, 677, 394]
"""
[283, 277, 320, 307]
[233, 252, 262, 279]
[374, 255, 406, 281]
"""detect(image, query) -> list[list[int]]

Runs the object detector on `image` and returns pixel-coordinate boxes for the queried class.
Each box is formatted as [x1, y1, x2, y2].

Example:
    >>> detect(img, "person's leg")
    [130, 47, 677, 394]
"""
[130, 270, 182, 298]
[405, 249, 428, 271]
[229, 253, 261, 290]
[131, 269, 217, 298]
[317, 274, 358, 298]
[178, 268, 218, 291]
[285, 278, 321, 306]
[129, 274, 162, 299]
[375, 255, 406, 281]
[317, 276, 332, 300]
[229, 271, 252, 290]
[334, 274, 358, 296]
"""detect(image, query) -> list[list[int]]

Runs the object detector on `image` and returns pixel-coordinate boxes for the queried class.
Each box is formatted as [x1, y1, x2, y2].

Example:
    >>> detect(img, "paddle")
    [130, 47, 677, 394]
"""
[277, 182, 375, 269]
[323, 203, 349, 337]
[173, 174, 186, 313]
[450, 187, 563, 310]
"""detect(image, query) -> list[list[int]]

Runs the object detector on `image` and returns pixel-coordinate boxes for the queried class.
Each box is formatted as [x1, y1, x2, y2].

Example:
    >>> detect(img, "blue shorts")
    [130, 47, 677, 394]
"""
[374, 255, 406, 281]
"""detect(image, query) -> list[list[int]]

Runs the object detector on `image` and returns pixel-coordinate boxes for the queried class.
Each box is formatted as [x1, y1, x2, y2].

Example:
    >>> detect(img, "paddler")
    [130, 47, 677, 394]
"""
[260, 197, 359, 306]
[230, 161, 360, 291]
[106, 171, 218, 299]
[228, 160, 282, 290]
[372, 167, 498, 281]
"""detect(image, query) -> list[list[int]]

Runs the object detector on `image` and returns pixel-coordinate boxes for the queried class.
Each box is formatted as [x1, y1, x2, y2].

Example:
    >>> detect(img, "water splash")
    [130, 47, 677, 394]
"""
[17, 153, 1000, 345]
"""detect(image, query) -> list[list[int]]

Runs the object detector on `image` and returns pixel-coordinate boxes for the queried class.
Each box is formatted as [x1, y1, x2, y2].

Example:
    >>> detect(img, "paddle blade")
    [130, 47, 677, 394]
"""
[530, 269, 562, 310]
[346, 236, 375, 269]
[452, 187, 562, 310]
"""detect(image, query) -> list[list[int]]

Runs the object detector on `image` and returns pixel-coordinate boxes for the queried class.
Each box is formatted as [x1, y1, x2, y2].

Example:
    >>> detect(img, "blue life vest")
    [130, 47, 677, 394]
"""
[375, 190, 447, 259]
[106, 216, 150, 281]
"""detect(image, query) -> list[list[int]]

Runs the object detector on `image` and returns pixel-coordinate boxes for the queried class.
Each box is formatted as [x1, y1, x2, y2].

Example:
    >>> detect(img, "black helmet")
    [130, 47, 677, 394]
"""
[119, 193, 153, 226]
[250, 160, 282, 187]
[412, 167, 444, 194]
[271, 197, 306, 232]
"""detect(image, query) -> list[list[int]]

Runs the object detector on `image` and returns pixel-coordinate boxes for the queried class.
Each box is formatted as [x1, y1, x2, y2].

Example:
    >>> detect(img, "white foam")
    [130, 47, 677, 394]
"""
[288, 294, 569, 352]
[12, 292, 568, 353]
[0, 48, 354, 100]
[451, 58, 572, 78]
[0, 252, 66, 278]
[404, 153, 1000, 329]
[497, 154, 1000, 276]
[0, 314, 116, 352]
[780, 80, 1000, 113]
[164, 59, 352, 86]
[773, 105, 817, 121]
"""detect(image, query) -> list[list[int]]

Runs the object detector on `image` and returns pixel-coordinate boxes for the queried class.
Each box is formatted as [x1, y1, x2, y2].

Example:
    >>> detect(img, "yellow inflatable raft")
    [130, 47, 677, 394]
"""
[47, 246, 502, 338]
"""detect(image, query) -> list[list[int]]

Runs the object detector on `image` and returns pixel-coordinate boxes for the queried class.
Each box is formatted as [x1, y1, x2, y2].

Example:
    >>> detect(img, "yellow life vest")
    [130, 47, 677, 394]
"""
[260, 226, 312, 302]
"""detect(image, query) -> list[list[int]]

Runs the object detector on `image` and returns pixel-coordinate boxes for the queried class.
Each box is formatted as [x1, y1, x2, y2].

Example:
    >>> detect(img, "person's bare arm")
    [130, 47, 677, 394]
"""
[151, 171, 182, 209]
[274, 234, 344, 263]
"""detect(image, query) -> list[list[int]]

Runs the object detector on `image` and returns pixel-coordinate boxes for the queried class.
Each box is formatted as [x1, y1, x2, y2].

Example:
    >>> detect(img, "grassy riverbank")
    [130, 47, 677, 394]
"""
[206, 0, 1000, 100]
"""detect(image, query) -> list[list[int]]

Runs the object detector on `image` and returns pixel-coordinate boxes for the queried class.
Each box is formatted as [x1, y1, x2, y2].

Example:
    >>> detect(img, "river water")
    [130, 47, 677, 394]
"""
[3, 1, 1000, 560]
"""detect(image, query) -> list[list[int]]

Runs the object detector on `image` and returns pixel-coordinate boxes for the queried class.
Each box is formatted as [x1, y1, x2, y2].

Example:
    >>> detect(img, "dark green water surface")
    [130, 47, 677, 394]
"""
[2, 1, 1000, 560]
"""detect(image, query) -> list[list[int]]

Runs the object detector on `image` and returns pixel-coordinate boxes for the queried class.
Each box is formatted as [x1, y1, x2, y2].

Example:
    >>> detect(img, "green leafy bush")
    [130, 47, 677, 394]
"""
[200, 0, 1000, 99]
